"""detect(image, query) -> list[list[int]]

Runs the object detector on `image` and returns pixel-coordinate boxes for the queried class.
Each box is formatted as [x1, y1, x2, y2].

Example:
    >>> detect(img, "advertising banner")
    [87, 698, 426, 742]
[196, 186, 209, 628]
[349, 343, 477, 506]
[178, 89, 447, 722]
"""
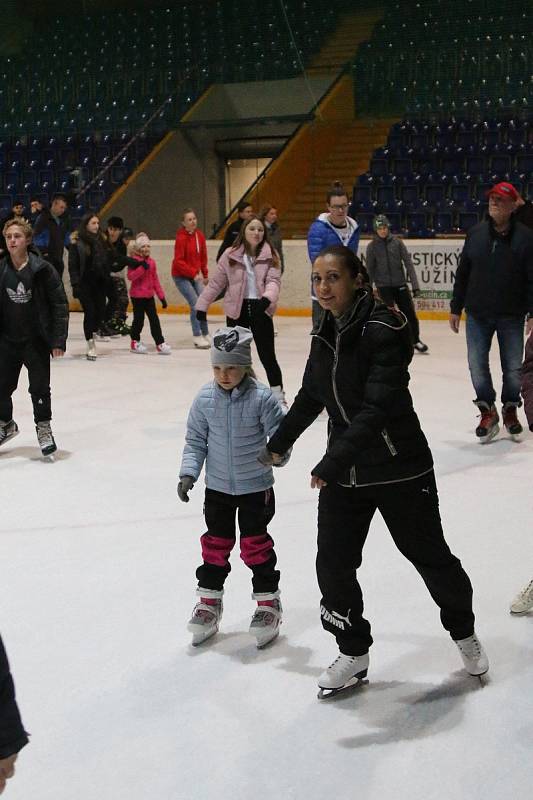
[358, 239, 464, 319]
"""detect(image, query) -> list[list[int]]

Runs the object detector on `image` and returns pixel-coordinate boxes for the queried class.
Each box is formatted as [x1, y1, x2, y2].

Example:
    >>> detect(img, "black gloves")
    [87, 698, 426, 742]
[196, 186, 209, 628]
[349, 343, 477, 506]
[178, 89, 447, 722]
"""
[412, 289, 421, 298]
[258, 297, 271, 312]
[71, 285, 79, 299]
[177, 476, 194, 502]
[161, 297, 168, 309]
[140, 260, 150, 270]
[196, 310, 207, 322]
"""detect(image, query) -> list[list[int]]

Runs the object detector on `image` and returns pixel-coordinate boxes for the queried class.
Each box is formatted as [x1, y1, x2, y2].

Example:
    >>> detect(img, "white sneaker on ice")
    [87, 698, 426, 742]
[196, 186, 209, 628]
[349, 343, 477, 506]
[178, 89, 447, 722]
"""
[156, 342, 172, 355]
[130, 340, 148, 354]
[454, 633, 489, 676]
[318, 651, 369, 696]
[510, 579, 533, 615]
[188, 598, 223, 646]
[193, 335, 210, 349]
[249, 596, 282, 648]
[86, 339, 97, 361]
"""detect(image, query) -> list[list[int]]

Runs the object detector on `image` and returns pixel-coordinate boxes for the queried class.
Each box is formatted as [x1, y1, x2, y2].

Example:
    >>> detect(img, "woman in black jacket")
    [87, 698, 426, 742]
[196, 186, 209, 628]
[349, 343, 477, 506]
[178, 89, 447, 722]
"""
[0, 633, 28, 793]
[263, 245, 487, 696]
[68, 213, 112, 361]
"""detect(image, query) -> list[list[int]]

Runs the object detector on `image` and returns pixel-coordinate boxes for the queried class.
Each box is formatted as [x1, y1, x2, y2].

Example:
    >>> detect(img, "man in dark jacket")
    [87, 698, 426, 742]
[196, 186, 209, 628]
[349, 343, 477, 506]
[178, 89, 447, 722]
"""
[514, 193, 533, 231]
[32, 193, 71, 279]
[0, 218, 69, 457]
[0, 633, 29, 794]
[450, 181, 533, 442]
[216, 201, 253, 261]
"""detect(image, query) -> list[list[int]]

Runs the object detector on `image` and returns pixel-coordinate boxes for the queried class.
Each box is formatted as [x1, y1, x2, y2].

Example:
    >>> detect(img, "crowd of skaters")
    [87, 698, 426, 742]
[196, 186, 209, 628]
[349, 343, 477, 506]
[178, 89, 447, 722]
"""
[2, 179, 533, 791]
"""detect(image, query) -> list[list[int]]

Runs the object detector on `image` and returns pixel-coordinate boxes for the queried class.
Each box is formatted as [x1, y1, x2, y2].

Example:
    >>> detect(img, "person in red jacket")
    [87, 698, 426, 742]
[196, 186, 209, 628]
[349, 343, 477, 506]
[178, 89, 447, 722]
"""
[171, 208, 210, 349]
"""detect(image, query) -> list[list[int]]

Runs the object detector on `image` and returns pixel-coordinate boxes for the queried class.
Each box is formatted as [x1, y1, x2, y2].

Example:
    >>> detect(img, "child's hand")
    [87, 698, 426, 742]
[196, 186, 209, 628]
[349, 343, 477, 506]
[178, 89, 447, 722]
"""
[257, 447, 283, 466]
[140, 261, 150, 270]
[177, 476, 194, 502]
[196, 310, 207, 322]
[161, 297, 168, 309]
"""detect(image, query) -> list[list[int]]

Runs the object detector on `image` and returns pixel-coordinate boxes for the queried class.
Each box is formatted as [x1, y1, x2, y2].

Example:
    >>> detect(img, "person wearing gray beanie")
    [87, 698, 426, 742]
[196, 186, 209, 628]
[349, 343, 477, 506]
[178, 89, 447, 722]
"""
[177, 323, 290, 649]
[210, 325, 253, 367]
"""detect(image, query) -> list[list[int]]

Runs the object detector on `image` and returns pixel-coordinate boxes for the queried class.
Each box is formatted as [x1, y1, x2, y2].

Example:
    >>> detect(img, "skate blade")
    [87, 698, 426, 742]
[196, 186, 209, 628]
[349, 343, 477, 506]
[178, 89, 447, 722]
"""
[317, 670, 368, 700]
[318, 677, 368, 700]
[188, 624, 219, 647]
[255, 627, 280, 649]
[478, 424, 499, 444]
[42, 454, 55, 463]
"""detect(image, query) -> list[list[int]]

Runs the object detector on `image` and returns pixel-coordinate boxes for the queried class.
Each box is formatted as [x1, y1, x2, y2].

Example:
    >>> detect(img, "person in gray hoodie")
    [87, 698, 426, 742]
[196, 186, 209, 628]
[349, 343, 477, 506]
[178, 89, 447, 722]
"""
[177, 326, 289, 649]
[366, 215, 428, 353]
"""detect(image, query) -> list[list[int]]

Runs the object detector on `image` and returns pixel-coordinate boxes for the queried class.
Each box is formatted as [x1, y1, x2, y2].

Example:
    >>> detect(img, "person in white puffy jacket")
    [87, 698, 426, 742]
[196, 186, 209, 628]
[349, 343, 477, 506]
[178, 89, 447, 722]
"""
[177, 325, 289, 649]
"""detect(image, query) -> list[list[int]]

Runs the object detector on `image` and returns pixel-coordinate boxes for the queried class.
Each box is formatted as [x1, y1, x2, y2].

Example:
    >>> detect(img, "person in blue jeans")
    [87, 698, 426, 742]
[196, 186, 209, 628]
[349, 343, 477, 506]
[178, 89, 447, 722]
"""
[171, 209, 210, 349]
[450, 182, 533, 442]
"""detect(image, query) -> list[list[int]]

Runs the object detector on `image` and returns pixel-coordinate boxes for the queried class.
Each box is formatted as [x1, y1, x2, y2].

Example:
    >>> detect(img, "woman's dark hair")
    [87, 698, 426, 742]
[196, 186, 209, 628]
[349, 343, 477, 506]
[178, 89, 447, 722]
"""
[326, 181, 348, 204]
[77, 212, 108, 247]
[237, 199, 253, 214]
[314, 245, 369, 284]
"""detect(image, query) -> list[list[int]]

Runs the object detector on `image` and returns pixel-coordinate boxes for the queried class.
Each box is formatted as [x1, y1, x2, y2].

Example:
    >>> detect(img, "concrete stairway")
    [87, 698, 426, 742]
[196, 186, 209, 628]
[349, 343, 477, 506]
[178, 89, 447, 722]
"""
[281, 117, 395, 238]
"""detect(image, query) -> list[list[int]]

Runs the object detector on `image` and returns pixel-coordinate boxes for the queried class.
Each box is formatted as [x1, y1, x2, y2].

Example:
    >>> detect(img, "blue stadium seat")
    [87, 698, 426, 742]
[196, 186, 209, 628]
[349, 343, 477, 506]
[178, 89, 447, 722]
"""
[458, 211, 480, 231]
[517, 154, 533, 173]
[425, 184, 447, 208]
[405, 211, 430, 237]
[356, 213, 375, 234]
[370, 158, 388, 177]
[434, 211, 453, 233]
[450, 184, 470, 204]
[399, 184, 419, 208]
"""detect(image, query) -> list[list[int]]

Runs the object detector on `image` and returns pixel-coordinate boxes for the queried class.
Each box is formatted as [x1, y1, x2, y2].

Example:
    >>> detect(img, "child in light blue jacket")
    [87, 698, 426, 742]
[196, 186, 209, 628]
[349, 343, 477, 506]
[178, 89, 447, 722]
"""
[178, 325, 288, 648]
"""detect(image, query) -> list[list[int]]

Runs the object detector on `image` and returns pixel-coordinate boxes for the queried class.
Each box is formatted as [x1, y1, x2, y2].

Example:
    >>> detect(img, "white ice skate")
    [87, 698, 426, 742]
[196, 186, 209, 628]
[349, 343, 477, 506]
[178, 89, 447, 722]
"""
[36, 421, 57, 460]
[510, 579, 533, 615]
[317, 652, 369, 699]
[454, 633, 489, 676]
[249, 593, 282, 648]
[188, 589, 223, 646]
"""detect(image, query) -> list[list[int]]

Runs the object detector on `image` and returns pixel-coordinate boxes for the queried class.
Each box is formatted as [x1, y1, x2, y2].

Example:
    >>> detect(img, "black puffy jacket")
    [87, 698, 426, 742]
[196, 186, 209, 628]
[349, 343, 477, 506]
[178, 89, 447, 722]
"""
[267, 290, 433, 487]
[0, 251, 69, 351]
[0, 633, 29, 759]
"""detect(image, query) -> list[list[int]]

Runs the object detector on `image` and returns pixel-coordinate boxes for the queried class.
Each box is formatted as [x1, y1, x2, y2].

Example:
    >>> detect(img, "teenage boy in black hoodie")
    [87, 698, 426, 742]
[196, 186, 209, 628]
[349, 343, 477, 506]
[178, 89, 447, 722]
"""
[0, 219, 69, 457]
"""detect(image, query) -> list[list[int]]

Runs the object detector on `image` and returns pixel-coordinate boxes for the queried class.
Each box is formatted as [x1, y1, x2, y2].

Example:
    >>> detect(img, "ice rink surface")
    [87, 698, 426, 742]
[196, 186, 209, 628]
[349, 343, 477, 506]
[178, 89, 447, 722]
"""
[1, 314, 532, 800]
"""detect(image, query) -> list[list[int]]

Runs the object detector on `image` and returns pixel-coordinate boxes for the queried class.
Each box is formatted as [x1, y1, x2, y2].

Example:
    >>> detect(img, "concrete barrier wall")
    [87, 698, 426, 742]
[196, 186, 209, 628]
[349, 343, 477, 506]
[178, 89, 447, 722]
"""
[66, 238, 464, 320]
[149, 239, 464, 319]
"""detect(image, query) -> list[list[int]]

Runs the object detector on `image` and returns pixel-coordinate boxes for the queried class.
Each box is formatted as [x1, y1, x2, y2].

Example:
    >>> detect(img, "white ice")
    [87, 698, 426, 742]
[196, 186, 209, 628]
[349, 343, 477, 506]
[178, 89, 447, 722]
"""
[1, 315, 533, 800]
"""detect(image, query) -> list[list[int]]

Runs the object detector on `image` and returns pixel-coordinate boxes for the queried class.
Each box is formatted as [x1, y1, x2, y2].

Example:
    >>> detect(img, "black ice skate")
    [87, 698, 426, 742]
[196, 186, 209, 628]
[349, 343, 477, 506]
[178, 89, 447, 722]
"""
[414, 340, 429, 354]
[317, 652, 369, 699]
[474, 401, 499, 443]
[0, 419, 19, 447]
[36, 421, 57, 460]
[502, 403, 523, 441]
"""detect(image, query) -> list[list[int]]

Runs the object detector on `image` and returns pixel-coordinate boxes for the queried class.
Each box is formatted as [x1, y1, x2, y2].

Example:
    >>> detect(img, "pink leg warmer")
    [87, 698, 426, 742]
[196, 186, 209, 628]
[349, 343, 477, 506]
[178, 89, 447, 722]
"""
[200, 534, 236, 568]
[240, 533, 274, 567]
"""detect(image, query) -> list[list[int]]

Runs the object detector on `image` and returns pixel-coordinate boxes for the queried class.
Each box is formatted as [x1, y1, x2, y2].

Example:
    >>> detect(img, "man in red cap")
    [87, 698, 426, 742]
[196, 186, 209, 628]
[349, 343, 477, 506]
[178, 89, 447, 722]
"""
[449, 182, 533, 442]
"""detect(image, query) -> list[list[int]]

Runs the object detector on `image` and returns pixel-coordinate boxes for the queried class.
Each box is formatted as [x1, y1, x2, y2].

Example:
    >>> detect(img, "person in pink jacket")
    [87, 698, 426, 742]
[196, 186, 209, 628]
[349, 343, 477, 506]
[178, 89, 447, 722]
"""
[171, 208, 210, 349]
[127, 233, 171, 354]
[195, 215, 285, 405]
